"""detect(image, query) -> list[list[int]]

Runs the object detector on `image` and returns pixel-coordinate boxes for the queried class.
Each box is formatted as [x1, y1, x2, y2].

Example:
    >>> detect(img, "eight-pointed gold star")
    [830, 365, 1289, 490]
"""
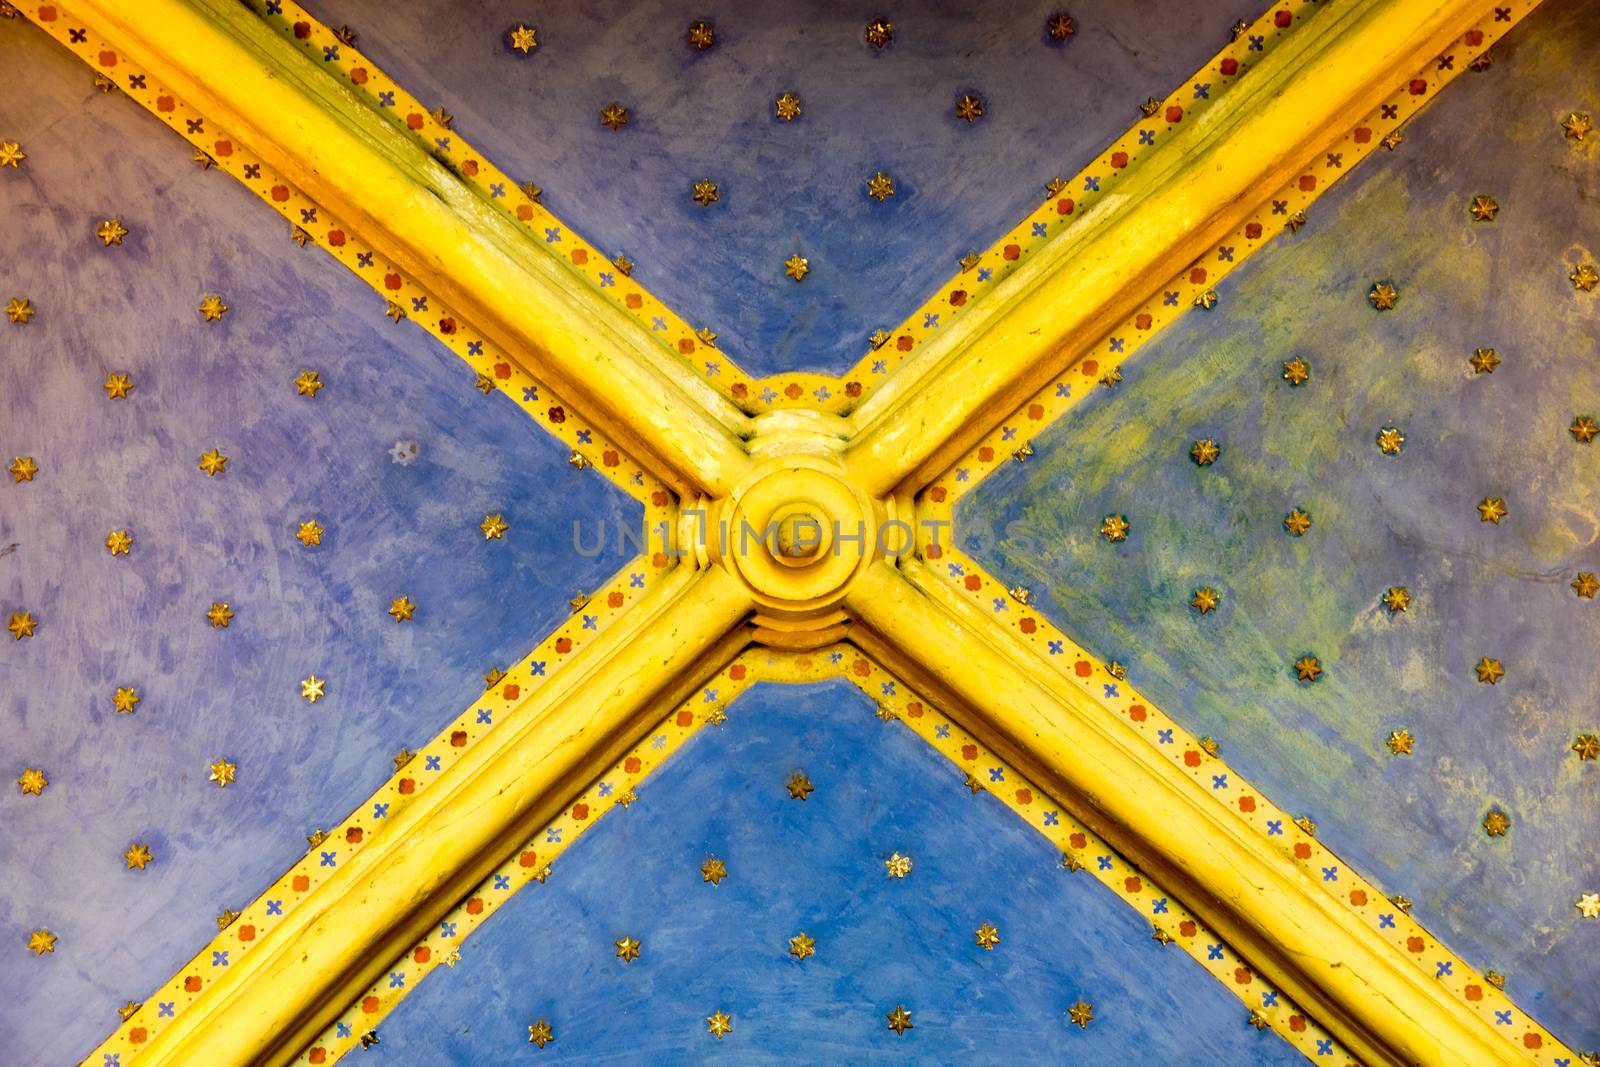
[1294, 655, 1323, 683]
[1282, 357, 1310, 386]
[706, 1010, 732, 1039]
[975, 922, 1001, 950]
[955, 93, 985, 124]
[209, 758, 237, 787]
[1367, 281, 1399, 310]
[97, 218, 129, 246]
[865, 18, 892, 48]
[1047, 12, 1076, 40]
[197, 294, 229, 321]
[18, 767, 47, 795]
[1385, 729, 1414, 755]
[884, 852, 913, 878]
[198, 448, 228, 476]
[1475, 657, 1504, 685]
[1570, 416, 1597, 444]
[480, 513, 510, 540]
[294, 369, 324, 397]
[1571, 734, 1599, 761]
[599, 102, 629, 132]
[886, 1005, 913, 1035]
[1381, 586, 1411, 614]
[784, 253, 810, 282]
[1283, 509, 1313, 537]
[5, 297, 34, 324]
[9, 455, 38, 482]
[1477, 496, 1507, 524]
[1099, 514, 1129, 543]
[700, 856, 727, 885]
[788, 931, 815, 960]
[1482, 809, 1510, 837]
[104, 372, 133, 399]
[1562, 112, 1592, 142]
[867, 171, 895, 202]
[507, 23, 538, 54]
[1469, 346, 1499, 374]
[27, 929, 56, 956]
[614, 935, 641, 962]
[1572, 573, 1599, 599]
[0, 141, 25, 168]
[389, 595, 416, 621]
[687, 20, 715, 49]
[8, 611, 37, 640]
[124, 842, 153, 870]
[1191, 587, 1220, 615]
[301, 675, 326, 703]
[1067, 999, 1095, 1029]
[1375, 427, 1405, 455]
[1572, 263, 1599, 292]
[1467, 194, 1499, 222]
[296, 520, 324, 547]
[691, 178, 719, 206]
[774, 92, 801, 121]
[1189, 438, 1220, 466]
[527, 1019, 553, 1047]
[113, 686, 140, 714]
[207, 602, 234, 629]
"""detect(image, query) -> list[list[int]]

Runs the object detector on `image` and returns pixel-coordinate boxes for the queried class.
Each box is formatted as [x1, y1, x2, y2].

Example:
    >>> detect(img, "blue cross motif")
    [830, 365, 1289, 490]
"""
[630, 573, 645, 588]
[1096, 856, 1113, 871]
[300, 207, 318, 223]
[377, 90, 395, 107]
[1152, 898, 1169, 914]
[1249, 34, 1265, 51]
[1157, 729, 1174, 744]
[1047, 640, 1063, 655]
[1138, 129, 1156, 145]
[922, 313, 940, 329]
[988, 767, 1005, 782]
[213, 950, 229, 967]
[1055, 381, 1071, 397]
[1031, 222, 1047, 237]
[598, 272, 614, 288]
[1042, 810, 1059, 826]
[530, 661, 546, 676]
[872, 360, 887, 374]
[812, 386, 832, 402]
[434, 137, 451, 151]
[544, 227, 561, 243]
[598, 782, 613, 797]
[702, 688, 719, 703]
[357, 252, 374, 267]
[704, 361, 720, 376]
[1316, 1040, 1333, 1055]
[1194, 82, 1211, 99]
[265, 0, 282, 12]
[1217, 246, 1235, 262]
[466, 340, 483, 356]
[1271, 199, 1288, 214]
[947, 561, 965, 578]
[546, 827, 562, 843]
[651, 316, 667, 331]
[829, 651, 844, 663]
[881, 682, 895, 696]
[991, 597, 1007, 613]
[1206, 944, 1225, 960]
[440, 921, 457, 938]
[494, 874, 511, 890]
[1266, 819, 1283, 835]
[1321, 866, 1338, 881]
[934, 723, 951, 738]
[522, 385, 539, 401]
[1103, 683, 1119, 699]
[1435, 960, 1453, 978]
[652, 734, 668, 749]
[425, 755, 442, 771]
[1109, 337, 1125, 352]
[411, 296, 428, 311]
[1494, 1010, 1512, 1026]
[323, 45, 339, 61]
[1379, 913, 1395, 928]
[266, 899, 282, 915]
[476, 709, 492, 725]
[373, 802, 389, 819]
[955, 468, 970, 481]
[320, 851, 337, 867]
[758, 387, 779, 404]
[1211, 774, 1228, 790]
[1084, 176, 1101, 192]
[337, 1023, 352, 1038]
[105, 1054, 120, 1066]
[489, 183, 505, 198]
[1262, 991, 1279, 1007]
[977, 267, 993, 282]
[1000, 425, 1017, 441]
[158, 1002, 175, 1017]
[575, 429, 593, 444]
[388, 971, 405, 988]
[581, 614, 598, 631]
[1164, 290, 1180, 305]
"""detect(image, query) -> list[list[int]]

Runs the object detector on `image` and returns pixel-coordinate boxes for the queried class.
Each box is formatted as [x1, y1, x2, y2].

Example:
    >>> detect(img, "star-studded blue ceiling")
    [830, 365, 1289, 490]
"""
[962, 0, 1600, 1048]
[0, 16, 639, 1065]
[367, 679, 1306, 1065]
[296, 0, 1266, 378]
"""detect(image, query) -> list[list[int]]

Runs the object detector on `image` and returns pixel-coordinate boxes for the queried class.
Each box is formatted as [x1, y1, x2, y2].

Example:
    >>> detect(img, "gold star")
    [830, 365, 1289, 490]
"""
[1286, 209, 1308, 232]
[958, 251, 981, 273]
[1191, 587, 1220, 615]
[389, 595, 416, 622]
[97, 218, 129, 246]
[1008, 585, 1032, 606]
[1047, 12, 1076, 40]
[1107, 661, 1127, 680]
[197, 294, 228, 321]
[1573, 573, 1599, 599]
[1475, 657, 1504, 685]
[1099, 514, 1129, 543]
[293, 370, 323, 397]
[295, 520, 324, 547]
[1562, 112, 1592, 142]
[1368, 281, 1399, 310]
[1380, 129, 1404, 151]
[1067, 999, 1094, 1029]
[1139, 96, 1161, 117]
[599, 102, 628, 132]
[1376, 427, 1405, 455]
[332, 23, 356, 44]
[1152, 928, 1173, 945]
[1469, 347, 1499, 374]
[1571, 416, 1597, 443]
[1578, 893, 1600, 919]
[0, 140, 24, 167]
[26, 929, 56, 956]
[104, 373, 133, 399]
[113, 686, 140, 714]
[1248, 1010, 1268, 1031]
[198, 448, 228, 476]
[1485, 970, 1505, 990]
[700, 856, 727, 885]
[789, 931, 815, 960]
[1381, 586, 1411, 614]
[706, 705, 728, 727]
[774, 91, 802, 121]
[1477, 497, 1507, 524]
[473, 372, 495, 396]
[1283, 508, 1313, 537]
[480, 513, 509, 540]
[1189, 438, 1220, 466]
[5, 297, 34, 324]
[955, 93, 985, 124]
[1482, 808, 1510, 837]
[695, 326, 719, 347]
[886, 1005, 913, 1035]
[1193, 289, 1219, 311]
[690, 178, 719, 206]
[290, 225, 312, 248]
[1294, 655, 1323, 683]
[706, 1010, 732, 1039]
[358, 1032, 379, 1050]
[206, 602, 234, 629]
[385, 300, 407, 323]
[527, 1019, 553, 1047]
[117, 1001, 142, 1022]
[613, 253, 634, 277]
[517, 181, 542, 205]
[17, 768, 47, 795]
[301, 676, 326, 703]
[1571, 734, 1599, 761]
[430, 106, 454, 129]
[687, 20, 715, 49]
[443, 948, 461, 967]
[1282, 357, 1311, 386]
[1044, 176, 1068, 199]
[1198, 736, 1220, 757]
[786, 771, 814, 800]
[392, 748, 416, 773]
[614, 936, 641, 962]
[1572, 263, 1599, 292]
[7, 611, 37, 640]
[884, 852, 913, 878]
[1386, 729, 1414, 756]
[865, 18, 892, 48]
[507, 23, 538, 54]
[1392, 894, 1413, 913]
[1467, 194, 1499, 222]
[974, 922, 1001, 950]
[785, 253, 810, 282]
[9, 455, 38, 482]
[866, 171, 895, 202]
[484, 666, 507, 689]
[1229, 18, 1251, 40]
[208, 758, 237, 787]
[124, 842, 153, 870]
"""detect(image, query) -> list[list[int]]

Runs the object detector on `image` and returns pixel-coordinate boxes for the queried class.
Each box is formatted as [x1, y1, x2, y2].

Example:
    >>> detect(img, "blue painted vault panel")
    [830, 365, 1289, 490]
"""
[298, 0, 1267, 378]
[0, 17, 640, 1065]
[370, 679, 1306, 1065]
[962, 0, 1599, 1048]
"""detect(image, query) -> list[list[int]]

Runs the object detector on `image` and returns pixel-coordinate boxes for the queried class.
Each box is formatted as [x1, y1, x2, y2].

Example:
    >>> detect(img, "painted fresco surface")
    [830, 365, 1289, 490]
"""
[0, 18, 639, 1065]
[371, 680, 1306, 1065]
[963, 0, 1600, 1048]
[297, 0, 1266, 379]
